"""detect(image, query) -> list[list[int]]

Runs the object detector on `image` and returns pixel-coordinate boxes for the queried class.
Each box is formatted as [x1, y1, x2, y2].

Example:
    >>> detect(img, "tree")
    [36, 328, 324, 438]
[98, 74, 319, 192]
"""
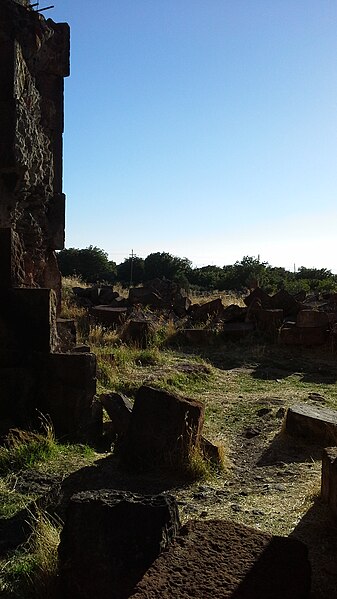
[189, 265, 224, 290]
[295, 267, 333, 281]
[57, 246, 116, 283]
[144, 252, 192, 282]
[116, 256, 145, 286]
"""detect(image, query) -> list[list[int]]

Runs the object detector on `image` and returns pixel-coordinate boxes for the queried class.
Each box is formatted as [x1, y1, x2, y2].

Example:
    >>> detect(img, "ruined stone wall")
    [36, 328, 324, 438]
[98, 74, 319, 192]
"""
[0, 0, 69, 298]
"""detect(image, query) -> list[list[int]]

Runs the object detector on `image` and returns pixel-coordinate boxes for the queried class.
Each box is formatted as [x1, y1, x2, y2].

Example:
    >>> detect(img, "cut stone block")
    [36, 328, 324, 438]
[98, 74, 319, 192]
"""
[279, 325, 328, 346]
[180, 328, 217, 345]
[99, 392, 132, 442]
[56, 318, 76, 351]
[270, 289, 301, 316]
[321, 447, 337, 518]
[58, 490, 180, 599]
[121, 385, 204, 470]
[285, 403, 337, 446]
[244, 288, 272, 309]
[91, 305, 127, 326]
[200, 436, 226, 466]
[0, 287, 58, 363]
[222, 321, 255, 340]
[130, 519, 311, 599]
[191, 298, 224, 323]
[35, 352, 97, 440]
[121, 319, 155, 348]
[0, 228, 24, 288]
[47, 193, 65, 249]
[296, 310, 330, 328]
[257, 309, 283, 334]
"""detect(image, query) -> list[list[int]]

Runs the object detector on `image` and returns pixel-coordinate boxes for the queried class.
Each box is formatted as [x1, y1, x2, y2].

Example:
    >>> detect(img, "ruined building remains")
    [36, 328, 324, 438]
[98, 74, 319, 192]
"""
[0, 0, 97, 438]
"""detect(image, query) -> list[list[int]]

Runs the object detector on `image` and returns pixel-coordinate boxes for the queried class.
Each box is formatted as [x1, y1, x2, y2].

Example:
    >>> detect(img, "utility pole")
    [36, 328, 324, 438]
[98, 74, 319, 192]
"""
[129, 249, 136, 288]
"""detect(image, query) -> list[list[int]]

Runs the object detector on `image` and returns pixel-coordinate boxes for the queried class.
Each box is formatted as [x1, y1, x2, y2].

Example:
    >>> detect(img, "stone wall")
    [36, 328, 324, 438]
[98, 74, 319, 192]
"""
[0, 1, 98, 440]
[0, 0, 69, 299]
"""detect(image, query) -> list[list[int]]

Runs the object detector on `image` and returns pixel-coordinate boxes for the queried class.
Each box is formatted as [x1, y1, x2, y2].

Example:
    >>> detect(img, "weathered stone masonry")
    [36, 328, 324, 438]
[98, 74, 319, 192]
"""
[0, 0, 97, 439]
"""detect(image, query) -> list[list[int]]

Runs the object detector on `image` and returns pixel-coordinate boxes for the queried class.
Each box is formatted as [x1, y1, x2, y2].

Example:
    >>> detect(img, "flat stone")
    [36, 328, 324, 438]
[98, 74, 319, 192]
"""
[285, 403, 337, 446]
[279, 326, 328, 346]
[130, 519, 311, 598]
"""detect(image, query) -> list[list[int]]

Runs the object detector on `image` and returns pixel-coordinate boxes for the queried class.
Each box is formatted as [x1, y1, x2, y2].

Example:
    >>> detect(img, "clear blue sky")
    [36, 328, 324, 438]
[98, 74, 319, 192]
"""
[49, 0, 337, 271]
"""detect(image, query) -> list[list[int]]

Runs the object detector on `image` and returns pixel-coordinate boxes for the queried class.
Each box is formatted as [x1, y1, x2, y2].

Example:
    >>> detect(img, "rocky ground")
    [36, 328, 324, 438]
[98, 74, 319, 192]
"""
[1, 342, 337, 598]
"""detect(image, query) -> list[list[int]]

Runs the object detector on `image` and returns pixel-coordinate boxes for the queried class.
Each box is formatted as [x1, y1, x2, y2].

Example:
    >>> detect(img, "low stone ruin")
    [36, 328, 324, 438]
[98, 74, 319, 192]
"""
[0, 0, 97, 440]
[70, 280, 337, 349]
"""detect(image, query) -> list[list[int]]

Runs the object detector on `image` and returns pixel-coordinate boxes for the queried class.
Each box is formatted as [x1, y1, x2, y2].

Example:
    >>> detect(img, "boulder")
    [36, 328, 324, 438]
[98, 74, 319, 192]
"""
[121, 385, 204, 470]
[130, 519, 311, 598]
[58, 490, 180, 599]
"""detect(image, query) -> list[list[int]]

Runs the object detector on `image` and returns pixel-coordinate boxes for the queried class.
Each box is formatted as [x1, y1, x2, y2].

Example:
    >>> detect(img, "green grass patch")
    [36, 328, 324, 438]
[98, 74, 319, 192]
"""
[0, 426, 57, 476]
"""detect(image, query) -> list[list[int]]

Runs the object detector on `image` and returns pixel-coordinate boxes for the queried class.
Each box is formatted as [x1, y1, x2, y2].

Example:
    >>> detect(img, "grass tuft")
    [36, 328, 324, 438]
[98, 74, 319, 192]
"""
[0, 420, 57, 476]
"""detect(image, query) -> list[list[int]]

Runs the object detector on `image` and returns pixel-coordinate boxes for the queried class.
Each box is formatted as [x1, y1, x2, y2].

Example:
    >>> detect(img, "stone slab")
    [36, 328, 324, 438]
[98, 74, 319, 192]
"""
[296, 310, 330, 328]
[130, 519, 311, 599]
[285, 403, 337, 446]
[279, 325, 328, 346]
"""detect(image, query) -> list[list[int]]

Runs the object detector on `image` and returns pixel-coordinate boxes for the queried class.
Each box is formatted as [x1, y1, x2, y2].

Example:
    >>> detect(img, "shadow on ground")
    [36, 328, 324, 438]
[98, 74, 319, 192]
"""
[290, 498, 337, 599]
[183, 342, 337, 385]
[256, 432, 323, 466]
[0, 453, 186, 555]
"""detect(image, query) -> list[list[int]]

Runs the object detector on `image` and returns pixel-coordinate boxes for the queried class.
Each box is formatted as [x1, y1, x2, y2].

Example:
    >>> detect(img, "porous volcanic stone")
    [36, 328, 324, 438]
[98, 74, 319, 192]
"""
[130, 519, 311, 599]
[58, 490, 180, 599]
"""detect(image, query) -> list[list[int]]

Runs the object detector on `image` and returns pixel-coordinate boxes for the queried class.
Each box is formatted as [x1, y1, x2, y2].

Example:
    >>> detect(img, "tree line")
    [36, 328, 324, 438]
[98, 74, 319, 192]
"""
[57, 246, 337, 294]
